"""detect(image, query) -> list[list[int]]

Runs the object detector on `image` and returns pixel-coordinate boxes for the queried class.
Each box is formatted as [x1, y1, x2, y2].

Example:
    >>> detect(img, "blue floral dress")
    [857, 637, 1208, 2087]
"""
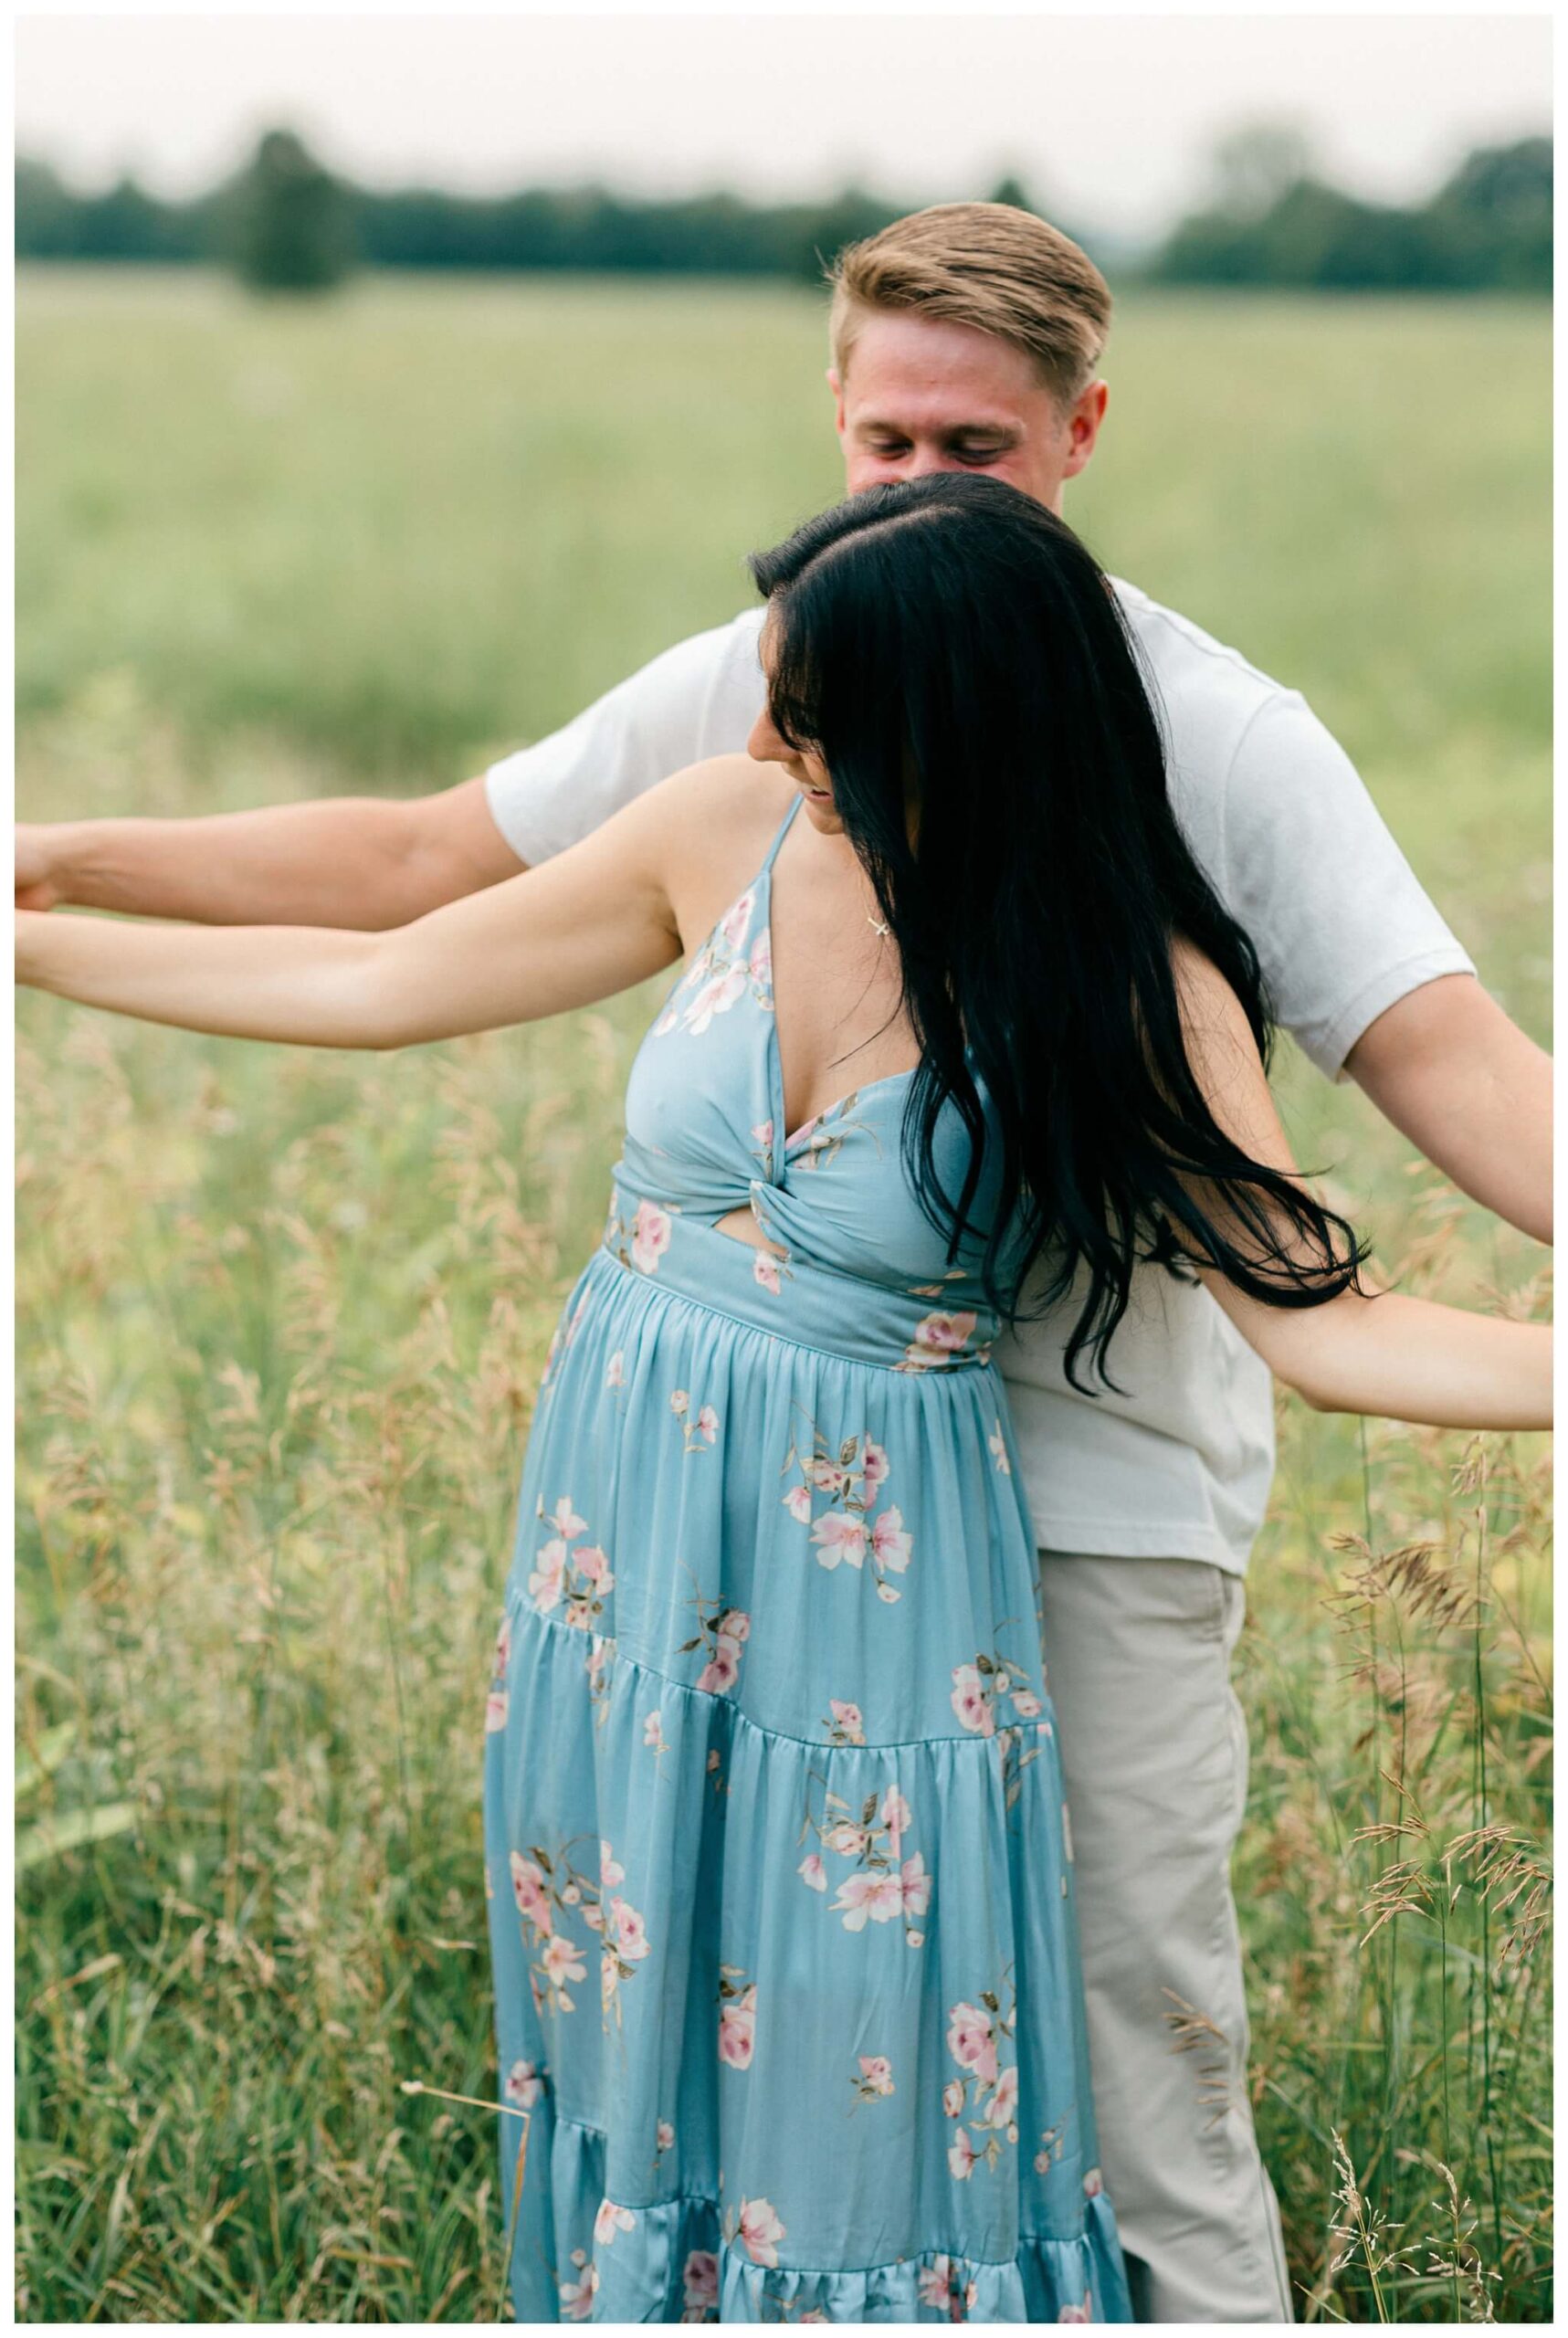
[481, 798, 1131, 2323]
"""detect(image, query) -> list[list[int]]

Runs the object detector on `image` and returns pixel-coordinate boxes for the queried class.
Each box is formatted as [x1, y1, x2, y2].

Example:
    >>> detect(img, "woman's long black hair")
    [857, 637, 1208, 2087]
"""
[748, 472, 1369, 1393]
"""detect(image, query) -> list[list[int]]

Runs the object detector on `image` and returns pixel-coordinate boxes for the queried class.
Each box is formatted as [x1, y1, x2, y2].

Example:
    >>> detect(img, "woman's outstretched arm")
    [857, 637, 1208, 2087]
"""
[1173, 943, 1551, 1433]
[15, 766, 714, 1048]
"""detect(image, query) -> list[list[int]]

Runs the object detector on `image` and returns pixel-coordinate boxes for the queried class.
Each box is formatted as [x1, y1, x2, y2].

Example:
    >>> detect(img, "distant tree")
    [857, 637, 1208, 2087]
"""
[987, 174, 1036, 213]
[1206, 122, 1316, 220]
[1425, 136, 1552, 291]
[221, 129, 356, 293]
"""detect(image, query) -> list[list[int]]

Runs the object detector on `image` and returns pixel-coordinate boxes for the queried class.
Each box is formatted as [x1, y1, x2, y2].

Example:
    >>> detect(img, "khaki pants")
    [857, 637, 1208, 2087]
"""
[1037, 1553, 1294, 2325]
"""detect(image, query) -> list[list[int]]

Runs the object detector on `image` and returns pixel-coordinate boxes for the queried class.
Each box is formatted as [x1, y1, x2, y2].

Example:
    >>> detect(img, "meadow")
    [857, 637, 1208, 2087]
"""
[15, 268, 1552, 2322]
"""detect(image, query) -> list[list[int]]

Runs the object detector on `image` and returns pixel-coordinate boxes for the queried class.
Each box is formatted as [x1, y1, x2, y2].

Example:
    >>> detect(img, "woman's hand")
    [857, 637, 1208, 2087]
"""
[1173, 943, 1552, 1433]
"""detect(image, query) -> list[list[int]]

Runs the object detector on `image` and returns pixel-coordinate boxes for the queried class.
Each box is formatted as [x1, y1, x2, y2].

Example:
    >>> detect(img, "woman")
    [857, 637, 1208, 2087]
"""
[17, 476, 1549, 2323]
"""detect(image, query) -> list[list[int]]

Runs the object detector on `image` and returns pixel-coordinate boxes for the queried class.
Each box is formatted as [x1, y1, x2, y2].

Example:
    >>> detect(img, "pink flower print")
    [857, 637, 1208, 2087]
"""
[942, 2079, 966, 2119]
[751, 1119, 774, 1151]
[918, 2258, 977, 2317]
[643, 1710, 667, 1752]
[718, 889, 756, 951]
[687, 964, 749, 1034]
[748, 928, 772, 987]
[900, 1309, 978, 1373]
[695, 1404, 719, 1444]
[605, 1351, 626, 1389]
[782, 1481, 812, 1523]
[832, 1867, 905, 1932]
[753, 1251, 783, 1296]
[946, 2003, 1000, 2085]
[988, 1418, 1012, 1475]
[504, 2058, 544, 2109]
[1058, 2302, 1092, 2323]
[798, 1852, 827, 1892]
[716, 1608, 750, 1642]
[808, 1454, 850, 1495]
[899, 1852, 932, 1921]
[559, 2251, 597, 2319]
[718, 1983, 757, 2069]
[1082, 2165, 1104, 2199]
[828, 1698, 866, 1743]
[811, 1511, 868, 1571]
[575, 1545, 611, 1585]
[528, 1538, 568, 1615]
[594, 2196, 636, 2246]
[736, 2196, 785, 2268]
[857, 2055, 894, 2096]
[696, 1634, 742, 1696]
[870, 1508, 912, 1574]
[861, 1439, 890, 1497]
[484, 1686, 509, 1733]
[542, 1933, 586, 1991]
[630, 1201, 673, 1274]
[609, 1894, 651, 1963]
[544, 1497, 588, 1539]
[600, 1840, 626, 1890]
[1011, 1688, 1043, 1719]
[682, 2249, 719, 2315]
[825, 1821, 869, 1858]
[653, 1008, 679, 1037]
[658, 2117, 676, 2154]
[947, 2126, 982, 2182]
[951, 1663, 995, 1737]
[510, 1853, 552, 1939]
[984, 2065, 1020, 2128]
[491, 1614, 512, 1674]
[879, 1785, 913, 1848]
[563, 1596, 595, 1630]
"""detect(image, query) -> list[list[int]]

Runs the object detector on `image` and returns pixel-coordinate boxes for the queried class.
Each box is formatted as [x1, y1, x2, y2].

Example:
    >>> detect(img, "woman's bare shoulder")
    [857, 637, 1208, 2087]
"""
[651, 755, 797, 941]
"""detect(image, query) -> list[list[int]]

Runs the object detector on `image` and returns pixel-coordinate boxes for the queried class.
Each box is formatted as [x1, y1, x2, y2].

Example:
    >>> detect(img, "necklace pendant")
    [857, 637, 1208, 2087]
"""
[866, 910, 891, 938]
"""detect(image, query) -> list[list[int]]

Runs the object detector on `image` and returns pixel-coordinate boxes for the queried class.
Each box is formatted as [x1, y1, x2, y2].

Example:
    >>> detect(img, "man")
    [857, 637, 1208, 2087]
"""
[16, 203, 1551, 2321]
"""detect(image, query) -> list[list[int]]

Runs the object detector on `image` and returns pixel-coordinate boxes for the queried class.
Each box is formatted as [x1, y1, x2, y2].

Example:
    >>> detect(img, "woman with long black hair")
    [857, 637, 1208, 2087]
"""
[17, 474, 1548, 2322]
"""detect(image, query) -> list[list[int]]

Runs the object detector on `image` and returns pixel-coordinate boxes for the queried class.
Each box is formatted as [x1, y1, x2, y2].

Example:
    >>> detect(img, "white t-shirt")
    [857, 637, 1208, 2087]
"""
[485, 583, 1476, 1574]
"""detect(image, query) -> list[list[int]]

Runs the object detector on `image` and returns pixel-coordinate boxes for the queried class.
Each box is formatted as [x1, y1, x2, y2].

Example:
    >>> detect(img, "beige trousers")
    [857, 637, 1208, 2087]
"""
[1036, 1553, 1294, 2325]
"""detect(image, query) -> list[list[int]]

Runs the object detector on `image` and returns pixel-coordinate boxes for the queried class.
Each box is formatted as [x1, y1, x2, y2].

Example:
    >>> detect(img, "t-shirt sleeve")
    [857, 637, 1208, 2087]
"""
[1216, 690, 1477, 1080]
[483, 616, 761, 866]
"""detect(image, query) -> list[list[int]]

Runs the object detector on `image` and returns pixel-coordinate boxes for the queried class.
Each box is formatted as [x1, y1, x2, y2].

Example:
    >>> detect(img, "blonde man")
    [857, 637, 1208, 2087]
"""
[17, 205, 1550, 2322]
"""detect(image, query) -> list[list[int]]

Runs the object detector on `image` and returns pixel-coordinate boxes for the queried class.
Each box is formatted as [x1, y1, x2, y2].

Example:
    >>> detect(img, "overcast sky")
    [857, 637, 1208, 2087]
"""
[16, 10, 1553, 245]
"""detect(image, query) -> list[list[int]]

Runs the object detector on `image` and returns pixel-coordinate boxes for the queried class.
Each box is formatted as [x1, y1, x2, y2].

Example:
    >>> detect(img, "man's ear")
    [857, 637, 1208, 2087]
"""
[1062, 378, 1110, 480]
[826, 366, 847, 435]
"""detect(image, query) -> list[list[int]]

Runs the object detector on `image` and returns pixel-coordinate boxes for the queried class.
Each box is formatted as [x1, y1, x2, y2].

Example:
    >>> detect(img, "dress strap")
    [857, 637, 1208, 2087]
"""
[759, 792, 804, 876]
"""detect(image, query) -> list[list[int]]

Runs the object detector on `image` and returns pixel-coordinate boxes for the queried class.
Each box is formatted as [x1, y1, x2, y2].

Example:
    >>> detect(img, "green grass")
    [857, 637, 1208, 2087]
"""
[16, 269, 1552, 2322]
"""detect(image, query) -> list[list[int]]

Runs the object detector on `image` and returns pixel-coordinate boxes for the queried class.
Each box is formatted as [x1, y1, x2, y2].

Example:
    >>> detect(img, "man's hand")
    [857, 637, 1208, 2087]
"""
[16, 827, 63, 912]
[12, 774, 526, 930]
[1345, 974, 1552, 1246]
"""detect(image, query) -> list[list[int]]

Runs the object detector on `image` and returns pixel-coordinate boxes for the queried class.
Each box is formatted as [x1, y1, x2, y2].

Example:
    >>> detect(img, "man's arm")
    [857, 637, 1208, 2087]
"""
[16, 775, 523, 930]
[1345, 974, 1552, 1245]
[1201, 686, 1551, 1244]
[17, 613, 763, 929]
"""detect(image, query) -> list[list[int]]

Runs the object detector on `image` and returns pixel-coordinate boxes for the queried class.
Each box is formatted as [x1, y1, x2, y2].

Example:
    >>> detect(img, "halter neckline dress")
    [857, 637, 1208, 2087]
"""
[482, 795, 1131, 2323]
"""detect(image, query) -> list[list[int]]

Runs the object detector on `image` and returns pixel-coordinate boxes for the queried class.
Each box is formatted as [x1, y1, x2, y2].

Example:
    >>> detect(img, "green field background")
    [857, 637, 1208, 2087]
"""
[16, 269, 1552, 2322]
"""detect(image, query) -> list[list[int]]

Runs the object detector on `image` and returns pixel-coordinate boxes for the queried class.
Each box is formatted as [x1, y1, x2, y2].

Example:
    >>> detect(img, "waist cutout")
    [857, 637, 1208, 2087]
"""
[602, 1174, 999, 1374]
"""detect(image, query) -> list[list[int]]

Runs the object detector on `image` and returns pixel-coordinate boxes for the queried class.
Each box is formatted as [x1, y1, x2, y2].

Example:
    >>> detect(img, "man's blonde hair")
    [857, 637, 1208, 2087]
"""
[828, 202, 1112, 405]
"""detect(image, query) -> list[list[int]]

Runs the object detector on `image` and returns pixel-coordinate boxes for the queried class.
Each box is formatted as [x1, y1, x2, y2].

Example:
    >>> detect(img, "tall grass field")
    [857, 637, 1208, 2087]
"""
[16, 269, 1551, 2322]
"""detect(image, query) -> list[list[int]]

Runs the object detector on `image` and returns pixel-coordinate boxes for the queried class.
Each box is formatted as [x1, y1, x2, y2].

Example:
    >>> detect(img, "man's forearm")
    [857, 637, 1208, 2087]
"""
[20, 774, 525, 929]
[1346, 974, 1553, 1245]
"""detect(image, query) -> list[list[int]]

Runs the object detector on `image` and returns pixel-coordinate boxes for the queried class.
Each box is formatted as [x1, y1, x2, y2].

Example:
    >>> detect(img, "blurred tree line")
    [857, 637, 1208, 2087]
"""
[14, 123, 1551, 294]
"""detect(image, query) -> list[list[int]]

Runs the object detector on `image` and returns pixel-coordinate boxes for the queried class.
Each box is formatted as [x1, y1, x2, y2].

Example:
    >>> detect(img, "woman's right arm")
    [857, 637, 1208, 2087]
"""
[16, 767, 705, 1050]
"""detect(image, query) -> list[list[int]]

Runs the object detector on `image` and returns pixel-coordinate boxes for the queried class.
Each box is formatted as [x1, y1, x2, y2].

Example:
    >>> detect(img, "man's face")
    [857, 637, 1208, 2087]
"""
[829, 309, 1108, 513]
